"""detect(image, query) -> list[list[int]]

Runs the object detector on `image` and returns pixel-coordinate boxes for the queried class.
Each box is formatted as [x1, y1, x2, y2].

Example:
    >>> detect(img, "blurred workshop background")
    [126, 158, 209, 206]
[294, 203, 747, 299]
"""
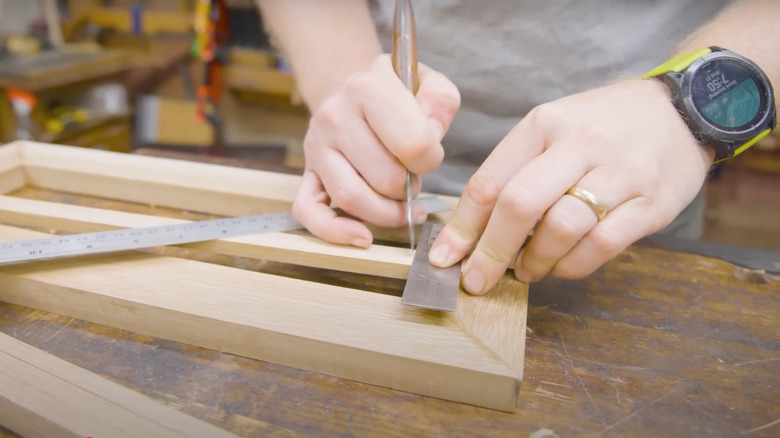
[0, 0, 777, 248]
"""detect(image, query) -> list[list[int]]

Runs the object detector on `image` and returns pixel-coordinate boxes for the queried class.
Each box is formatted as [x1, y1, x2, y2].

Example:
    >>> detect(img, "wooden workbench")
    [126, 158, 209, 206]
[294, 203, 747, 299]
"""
[0, 152, 777, 437]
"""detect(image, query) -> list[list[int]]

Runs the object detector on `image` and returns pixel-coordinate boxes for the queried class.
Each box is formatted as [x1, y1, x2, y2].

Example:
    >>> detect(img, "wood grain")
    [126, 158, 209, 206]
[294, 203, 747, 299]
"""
[0, 332, 238, 438]
[0, 224, 526, 411]
[456, 276, 527, 378]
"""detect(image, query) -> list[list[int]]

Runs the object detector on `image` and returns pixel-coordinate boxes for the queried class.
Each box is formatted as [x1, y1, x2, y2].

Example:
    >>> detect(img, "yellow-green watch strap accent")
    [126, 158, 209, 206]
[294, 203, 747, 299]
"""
[641, 48, 713, 78]
[713, 128, 772, 163]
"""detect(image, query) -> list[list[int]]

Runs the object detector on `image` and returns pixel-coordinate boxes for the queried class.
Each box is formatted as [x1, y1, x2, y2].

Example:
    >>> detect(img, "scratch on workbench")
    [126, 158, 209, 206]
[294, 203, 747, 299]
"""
[533, 387, 575, 405]
[530, 428, 559, 438]
[741, 418, 780, 435]
[604, 375, 625, 405]
[599, 390, 676, 435]
[40, 317, 74, 345]
[733, 358, 779, 368]
[557, 325, 604, 425]
[575, 357, 651, 373]
[675, 393, 741, 435]
[527, 327, 550, 345]
[538, 380, 571, 389]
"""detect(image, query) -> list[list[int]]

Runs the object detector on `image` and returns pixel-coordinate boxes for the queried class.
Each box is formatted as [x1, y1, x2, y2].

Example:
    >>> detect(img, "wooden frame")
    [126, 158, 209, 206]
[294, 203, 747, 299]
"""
[0, 141, 528, 412]
[0, 332, 239, 438]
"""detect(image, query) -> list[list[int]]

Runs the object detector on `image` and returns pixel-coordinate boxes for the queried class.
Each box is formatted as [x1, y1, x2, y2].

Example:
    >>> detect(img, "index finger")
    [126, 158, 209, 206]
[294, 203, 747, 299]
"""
[427, 116, 546, 269]
[461, 147, 586, 294]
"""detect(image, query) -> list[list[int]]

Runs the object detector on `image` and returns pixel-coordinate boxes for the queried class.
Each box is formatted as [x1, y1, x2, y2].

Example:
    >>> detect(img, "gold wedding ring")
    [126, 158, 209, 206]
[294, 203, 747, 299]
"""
[566, 186, 607, 221]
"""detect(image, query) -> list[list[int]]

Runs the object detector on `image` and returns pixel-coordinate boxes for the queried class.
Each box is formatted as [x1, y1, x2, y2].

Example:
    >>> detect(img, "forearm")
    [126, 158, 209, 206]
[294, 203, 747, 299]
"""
[676, 0, 780, 99]
[256, 0, 383, 110]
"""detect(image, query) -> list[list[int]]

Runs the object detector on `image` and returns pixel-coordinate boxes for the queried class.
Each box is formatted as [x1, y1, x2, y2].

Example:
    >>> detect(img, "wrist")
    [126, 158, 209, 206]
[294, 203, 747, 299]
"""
[640, 77, 718, 166]
[299, 51, 382, 111]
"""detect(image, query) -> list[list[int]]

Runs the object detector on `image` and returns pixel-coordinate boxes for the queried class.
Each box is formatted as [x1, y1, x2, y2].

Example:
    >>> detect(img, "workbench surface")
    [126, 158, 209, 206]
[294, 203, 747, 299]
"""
[0, 153, 777, 438]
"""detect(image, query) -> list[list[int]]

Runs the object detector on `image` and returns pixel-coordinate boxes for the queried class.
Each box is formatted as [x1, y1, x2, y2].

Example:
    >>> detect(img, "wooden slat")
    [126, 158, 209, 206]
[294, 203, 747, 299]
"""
[0, 224, 526, 412]
[14, 141, 458, 229]
[0, 142, 20, 172]
[0, 332, 239, 438]
[19, 141, 301, 216]
[0, 196, 414, 278]
[0, 143, 23, 195]
[0, 169, 24, 196]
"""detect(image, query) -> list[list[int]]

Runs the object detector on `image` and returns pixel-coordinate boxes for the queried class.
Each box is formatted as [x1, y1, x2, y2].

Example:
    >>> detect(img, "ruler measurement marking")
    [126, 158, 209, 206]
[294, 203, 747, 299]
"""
[0, 196, 451, 265]
[0, 212, 303, 264]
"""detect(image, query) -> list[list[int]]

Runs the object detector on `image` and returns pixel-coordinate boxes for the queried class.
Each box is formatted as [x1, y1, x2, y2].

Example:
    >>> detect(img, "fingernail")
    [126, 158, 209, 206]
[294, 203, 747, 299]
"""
[515, 268, 532, 283]
[350, 236, 372, 248]
[462, 268, 486, 295]
[429, 243, 452, 267]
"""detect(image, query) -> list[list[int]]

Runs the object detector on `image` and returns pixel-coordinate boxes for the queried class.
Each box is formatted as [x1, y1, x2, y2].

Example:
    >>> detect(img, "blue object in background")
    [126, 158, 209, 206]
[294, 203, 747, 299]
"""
[130, 2, 144, 35]
[277, 57, 291, 73]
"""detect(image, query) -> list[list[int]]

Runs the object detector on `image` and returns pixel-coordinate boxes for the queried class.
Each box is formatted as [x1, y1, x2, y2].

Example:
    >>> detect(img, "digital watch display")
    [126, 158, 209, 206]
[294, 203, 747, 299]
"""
[644, 47, 776, 162]
[690, 59, 769, 132]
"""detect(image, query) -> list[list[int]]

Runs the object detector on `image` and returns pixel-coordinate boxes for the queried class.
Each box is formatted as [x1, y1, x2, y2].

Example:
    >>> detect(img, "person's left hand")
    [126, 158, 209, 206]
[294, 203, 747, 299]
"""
[427, 78, 715, 294]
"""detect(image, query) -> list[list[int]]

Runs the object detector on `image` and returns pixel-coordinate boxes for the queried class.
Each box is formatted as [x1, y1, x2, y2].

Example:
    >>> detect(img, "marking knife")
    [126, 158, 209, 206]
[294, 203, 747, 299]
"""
[391, 1, 462, 312]
[392, 0, 419, 251]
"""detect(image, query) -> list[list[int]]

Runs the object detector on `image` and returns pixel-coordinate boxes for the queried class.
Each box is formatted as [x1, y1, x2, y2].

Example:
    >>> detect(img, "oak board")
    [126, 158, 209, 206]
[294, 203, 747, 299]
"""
[0, 141, 528, 412]
[0, 331, 239, 438]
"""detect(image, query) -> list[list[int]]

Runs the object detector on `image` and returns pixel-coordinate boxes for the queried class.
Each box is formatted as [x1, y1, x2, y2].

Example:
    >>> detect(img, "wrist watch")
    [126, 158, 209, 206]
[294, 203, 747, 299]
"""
[642, 46, 776, 162]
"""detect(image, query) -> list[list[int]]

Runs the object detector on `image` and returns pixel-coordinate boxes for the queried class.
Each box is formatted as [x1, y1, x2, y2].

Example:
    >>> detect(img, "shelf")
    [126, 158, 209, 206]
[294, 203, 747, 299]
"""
[225, 64, 296, 96]
[0, 49, 129, 92]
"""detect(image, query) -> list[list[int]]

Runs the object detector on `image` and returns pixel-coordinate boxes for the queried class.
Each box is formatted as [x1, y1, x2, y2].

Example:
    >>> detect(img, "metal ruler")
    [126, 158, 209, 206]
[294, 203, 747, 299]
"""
[0, 196, 451, 265]
[401, 222, 461, 312]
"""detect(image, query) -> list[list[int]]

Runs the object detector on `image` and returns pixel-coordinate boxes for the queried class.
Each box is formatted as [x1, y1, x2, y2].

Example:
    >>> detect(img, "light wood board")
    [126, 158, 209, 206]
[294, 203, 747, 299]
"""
[0, 143, 24, 195]
[0, 141, 528, 412]
[0, 331, 239, 438]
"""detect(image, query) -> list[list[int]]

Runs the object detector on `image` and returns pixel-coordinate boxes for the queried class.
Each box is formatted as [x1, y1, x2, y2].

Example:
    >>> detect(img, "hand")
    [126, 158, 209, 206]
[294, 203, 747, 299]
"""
[292, 54, 461, 247]
[428, 79, 714, 294]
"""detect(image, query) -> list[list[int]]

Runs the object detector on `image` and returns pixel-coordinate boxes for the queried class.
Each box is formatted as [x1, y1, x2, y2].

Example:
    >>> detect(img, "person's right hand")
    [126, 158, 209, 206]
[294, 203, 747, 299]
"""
[292, 54, 461, 247]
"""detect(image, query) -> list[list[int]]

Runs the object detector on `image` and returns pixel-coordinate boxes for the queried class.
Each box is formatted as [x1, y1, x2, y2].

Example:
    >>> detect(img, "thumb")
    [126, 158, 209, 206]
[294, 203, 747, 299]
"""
[416, 65, 461, 141]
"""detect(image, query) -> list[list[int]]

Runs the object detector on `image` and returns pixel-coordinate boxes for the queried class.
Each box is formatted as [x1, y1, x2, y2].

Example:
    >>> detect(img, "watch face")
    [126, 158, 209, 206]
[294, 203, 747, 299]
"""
[690, 58, 770, 132]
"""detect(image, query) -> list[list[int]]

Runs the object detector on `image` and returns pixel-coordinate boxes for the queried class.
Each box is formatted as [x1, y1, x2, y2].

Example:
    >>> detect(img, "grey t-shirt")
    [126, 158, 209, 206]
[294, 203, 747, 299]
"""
[369, 0, 734, 195]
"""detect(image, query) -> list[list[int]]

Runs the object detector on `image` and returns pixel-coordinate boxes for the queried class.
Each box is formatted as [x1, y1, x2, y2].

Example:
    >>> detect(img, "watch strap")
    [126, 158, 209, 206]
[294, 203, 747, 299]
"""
[640, 47, 713, 78]
[726, 128, 772, 162]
